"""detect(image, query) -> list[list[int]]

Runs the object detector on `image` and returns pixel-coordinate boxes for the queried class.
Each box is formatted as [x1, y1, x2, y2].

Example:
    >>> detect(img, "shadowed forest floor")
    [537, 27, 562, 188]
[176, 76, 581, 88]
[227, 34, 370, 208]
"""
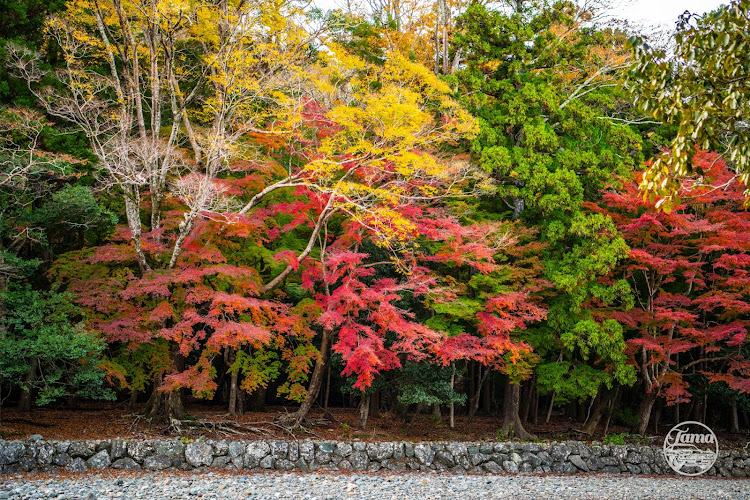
[2, 403, 749, 449]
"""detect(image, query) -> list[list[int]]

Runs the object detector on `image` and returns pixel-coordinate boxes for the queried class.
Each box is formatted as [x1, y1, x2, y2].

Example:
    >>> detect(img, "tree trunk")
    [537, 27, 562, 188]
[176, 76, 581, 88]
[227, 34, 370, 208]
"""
[358, 393, 370, 430]
[441, 0, 449, 74]
[228, 368, 239, 416]
[370, 390, 380, 419]
[247, 387, 265, 412]
[731, 402, 740, 433]
[520, 380, 533, 423]
[546, 391, 556, 423]
[323, 363, 331, 409]
[128, 389, 139, 410]
[17, 357, 38, 412]
[142, 349, 187, 424]
[582, 390, 613, 435]
[432, 403, 442, 422]
[237, 386, 246, 414]
[468, 365, 490, 422]
[636, 391, 658, 435]
[143, 388, 187, 424]
[482, 371, 491, 414]
[529, 384, 538, 425]
[449, 363, 455, 429]
[602, 387, 619, 437]
[652, 400, 662, 434]
[227, 348, 240, 416]
[281, 328, 332, 426]
[501, 380, 535, 439]
[434, 0, 444, 74]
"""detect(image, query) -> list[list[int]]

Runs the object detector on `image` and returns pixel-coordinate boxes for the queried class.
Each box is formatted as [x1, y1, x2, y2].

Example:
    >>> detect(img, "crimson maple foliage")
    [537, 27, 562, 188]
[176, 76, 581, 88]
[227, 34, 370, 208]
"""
[589, 150, 750, 433]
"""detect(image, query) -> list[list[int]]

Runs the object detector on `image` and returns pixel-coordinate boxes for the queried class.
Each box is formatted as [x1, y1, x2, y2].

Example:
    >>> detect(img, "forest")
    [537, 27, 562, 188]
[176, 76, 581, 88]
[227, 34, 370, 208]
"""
[0, 0, 748, 445]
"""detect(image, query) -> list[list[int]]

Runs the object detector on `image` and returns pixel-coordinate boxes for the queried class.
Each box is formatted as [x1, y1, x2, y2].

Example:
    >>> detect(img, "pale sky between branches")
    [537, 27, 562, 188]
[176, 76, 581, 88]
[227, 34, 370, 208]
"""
[311, 0, 731, 31]
[611, 0, 729, 28]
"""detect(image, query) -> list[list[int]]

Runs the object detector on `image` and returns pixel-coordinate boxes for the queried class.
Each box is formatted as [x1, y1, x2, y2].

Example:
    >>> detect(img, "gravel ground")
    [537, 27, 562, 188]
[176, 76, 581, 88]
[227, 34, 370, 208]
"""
[1, 471, 748, 500]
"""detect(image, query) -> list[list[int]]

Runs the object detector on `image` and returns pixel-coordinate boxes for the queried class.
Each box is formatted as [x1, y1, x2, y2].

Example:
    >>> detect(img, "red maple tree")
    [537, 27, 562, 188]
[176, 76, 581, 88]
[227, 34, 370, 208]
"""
[589, 150, 750, 434]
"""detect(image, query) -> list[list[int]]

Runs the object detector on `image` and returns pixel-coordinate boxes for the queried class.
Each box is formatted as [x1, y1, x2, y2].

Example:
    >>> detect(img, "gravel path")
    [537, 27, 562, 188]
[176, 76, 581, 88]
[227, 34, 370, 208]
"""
[1, 471, 748, 500]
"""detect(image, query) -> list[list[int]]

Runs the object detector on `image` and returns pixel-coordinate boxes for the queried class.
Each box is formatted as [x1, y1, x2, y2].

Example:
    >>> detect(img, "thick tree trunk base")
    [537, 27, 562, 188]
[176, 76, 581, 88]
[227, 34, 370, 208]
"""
[501, 382, 536, 440]
[142, 390, 188, 425]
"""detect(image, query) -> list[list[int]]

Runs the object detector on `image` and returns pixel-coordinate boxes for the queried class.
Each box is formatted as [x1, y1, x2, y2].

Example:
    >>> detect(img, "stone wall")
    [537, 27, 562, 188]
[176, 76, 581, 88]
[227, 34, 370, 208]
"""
[1, 437, 748, 477]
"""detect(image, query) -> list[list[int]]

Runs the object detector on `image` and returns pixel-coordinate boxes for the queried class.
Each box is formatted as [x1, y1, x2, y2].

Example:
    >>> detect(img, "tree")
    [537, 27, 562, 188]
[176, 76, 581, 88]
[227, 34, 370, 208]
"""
[591, 150, 750, 435]
[452, 0, 643, 433]
[0, 280, 113, 411]
[36, 0, 480, 423]
[629, 0, 750, 207]
[421, 219, 548, 436]
[0, 106, 115, 413]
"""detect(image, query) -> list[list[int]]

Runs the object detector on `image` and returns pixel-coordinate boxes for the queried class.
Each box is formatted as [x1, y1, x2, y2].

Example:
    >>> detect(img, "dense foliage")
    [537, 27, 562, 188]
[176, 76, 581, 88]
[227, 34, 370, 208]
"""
[1, 0, 749, 438]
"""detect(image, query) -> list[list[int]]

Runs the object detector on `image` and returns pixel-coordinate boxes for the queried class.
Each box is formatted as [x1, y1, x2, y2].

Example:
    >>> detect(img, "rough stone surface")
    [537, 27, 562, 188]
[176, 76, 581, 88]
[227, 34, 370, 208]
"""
[65, 458, 88, 472]
[414, 444, 435, 466]
[143, 455, 172, 471]
[228, 441, 245, 458]
[128, 442, 155, 462]
[0, 441, 25, 466]
[87, 450, 112, 470]
[569, 455, 589, 472]
[1, 438, 748, 478]
[68, 442, 96, 459]
[2, 471, 750, 499]
[185, 442, 214, 468]
[244, 441, 271, 469]
[299, 441, 315, 462]
[110, 440, 128, 460]
[112, 458, 141, 471]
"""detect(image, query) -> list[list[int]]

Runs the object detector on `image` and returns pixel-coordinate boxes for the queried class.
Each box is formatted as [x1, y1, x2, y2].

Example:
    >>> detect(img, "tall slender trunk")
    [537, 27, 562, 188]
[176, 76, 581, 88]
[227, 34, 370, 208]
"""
[434, 0, 444, 74]
[358, 393, 370, 429]
[283, 328, 332, 426]
[501, 380, 535, 439]
[449, 363, 455, 429]
[546, 391, 556, 423]
[441, 1, 449, 74]
[636, 391, 658, 435]
[482, 372, 492, 414]
[228, 350, 239, 416]
[602, 388, 619, 437]
[123, 187, 150, 274]
[323, 363, 331, 409]
[582, 389, 614, 435]
[652, 399, 662, 434]
[731, 402, 740, 433]
[370, 390, 380, 419]
[468, 365, 490, 422]
[17, 357, 38, 412]
[520, 380, 533, 423]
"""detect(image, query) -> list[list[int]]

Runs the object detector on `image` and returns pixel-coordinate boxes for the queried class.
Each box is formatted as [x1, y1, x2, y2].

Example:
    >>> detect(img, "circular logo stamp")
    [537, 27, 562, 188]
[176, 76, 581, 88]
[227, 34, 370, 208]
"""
[663, 421, 718, 476]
